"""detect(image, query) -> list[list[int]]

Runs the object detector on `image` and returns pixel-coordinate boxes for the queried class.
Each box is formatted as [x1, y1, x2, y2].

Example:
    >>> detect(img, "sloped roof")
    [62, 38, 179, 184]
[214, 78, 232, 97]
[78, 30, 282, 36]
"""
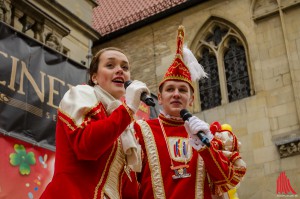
[92, 0, 187, 36]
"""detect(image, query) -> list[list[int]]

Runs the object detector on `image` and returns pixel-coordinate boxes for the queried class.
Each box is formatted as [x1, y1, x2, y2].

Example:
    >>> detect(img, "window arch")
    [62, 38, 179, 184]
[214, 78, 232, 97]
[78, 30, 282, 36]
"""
[193, 18, 254, 111]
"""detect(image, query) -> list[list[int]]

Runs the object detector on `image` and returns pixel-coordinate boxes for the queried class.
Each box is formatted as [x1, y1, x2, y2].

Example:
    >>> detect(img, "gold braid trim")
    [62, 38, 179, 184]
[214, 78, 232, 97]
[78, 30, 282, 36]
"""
[93, 142, 117, 199]
[206, 148, 246, 195]
[103, 139, 125, 199]
[137, 120, 166, 199]
[158, 114, 184, 126]
[59, 100, 103, 128]
[122, 102, 135, 122]
[58, 116, 75, 131]
[195, 155, 205, 199]
[208, 148, 231, 180]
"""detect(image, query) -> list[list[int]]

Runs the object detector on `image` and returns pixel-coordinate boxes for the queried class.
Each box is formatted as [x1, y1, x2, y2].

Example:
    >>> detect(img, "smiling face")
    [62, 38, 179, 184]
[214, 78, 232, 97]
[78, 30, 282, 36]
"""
[158, 80, 194, 117]
[91, 49, 130, 99]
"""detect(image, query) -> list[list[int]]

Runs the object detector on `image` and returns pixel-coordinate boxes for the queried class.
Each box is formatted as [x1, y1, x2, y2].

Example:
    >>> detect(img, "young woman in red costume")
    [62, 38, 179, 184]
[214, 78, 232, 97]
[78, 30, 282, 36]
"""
[134, 26, 247, 199]
[41, 47, 148, 199]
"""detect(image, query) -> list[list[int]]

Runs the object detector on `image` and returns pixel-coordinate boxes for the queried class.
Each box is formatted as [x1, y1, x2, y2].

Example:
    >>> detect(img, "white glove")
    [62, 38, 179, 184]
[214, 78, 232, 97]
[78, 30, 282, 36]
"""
[125, 80, 150, 113]
[188, 137, 203, 151]
[184, 116, 213, 150]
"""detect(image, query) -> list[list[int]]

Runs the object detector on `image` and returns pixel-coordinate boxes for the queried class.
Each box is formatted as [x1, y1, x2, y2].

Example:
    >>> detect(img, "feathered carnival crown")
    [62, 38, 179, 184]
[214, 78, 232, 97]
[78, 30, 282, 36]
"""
[159, 25, 207, 92]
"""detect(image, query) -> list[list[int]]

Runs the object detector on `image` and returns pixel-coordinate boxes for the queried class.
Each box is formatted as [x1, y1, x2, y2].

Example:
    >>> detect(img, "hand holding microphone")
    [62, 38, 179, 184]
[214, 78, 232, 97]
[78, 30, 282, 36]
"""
[180, 109, 213, 149]
[124, 80, 153, 113]
[125, 80, 155, 107]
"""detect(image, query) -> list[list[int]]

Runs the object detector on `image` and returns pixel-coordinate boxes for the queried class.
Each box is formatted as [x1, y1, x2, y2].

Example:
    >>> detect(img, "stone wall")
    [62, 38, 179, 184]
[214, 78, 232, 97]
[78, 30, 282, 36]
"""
[94, 0, 300, 197]
[1, 0, 98, 67]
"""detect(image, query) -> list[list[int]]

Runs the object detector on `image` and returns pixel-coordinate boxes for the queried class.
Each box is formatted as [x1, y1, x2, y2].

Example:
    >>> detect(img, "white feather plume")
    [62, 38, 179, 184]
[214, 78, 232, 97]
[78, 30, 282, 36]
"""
[183, 45, 208, 81]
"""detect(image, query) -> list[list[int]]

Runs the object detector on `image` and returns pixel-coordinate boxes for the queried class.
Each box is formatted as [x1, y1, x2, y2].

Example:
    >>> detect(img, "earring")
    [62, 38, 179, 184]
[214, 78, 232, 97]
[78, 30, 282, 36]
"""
[93, 80, 97, 85]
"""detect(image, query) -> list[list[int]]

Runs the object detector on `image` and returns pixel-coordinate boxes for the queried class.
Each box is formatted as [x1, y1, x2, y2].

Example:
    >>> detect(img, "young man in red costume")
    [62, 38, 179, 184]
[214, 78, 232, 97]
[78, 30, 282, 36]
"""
[134, 26, 247, 199]
[41, 47, 148, 199]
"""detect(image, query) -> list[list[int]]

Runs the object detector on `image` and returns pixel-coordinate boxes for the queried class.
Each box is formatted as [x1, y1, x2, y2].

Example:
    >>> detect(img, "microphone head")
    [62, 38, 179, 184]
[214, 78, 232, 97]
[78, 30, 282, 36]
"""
[124, 80, 132, 89]
[180, 109, 192, 121]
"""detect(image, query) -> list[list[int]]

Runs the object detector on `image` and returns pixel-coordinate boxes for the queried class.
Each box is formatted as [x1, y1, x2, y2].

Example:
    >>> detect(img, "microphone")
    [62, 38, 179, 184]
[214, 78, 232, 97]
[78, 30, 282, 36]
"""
[180, 109, 210, 147]
[124, 80, 155, 107]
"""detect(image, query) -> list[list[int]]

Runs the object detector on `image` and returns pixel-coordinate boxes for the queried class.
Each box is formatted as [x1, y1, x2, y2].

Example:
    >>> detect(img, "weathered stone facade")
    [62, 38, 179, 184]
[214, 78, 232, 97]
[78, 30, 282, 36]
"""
[1, 0, 99, 67]
[94, 0, 300, 198]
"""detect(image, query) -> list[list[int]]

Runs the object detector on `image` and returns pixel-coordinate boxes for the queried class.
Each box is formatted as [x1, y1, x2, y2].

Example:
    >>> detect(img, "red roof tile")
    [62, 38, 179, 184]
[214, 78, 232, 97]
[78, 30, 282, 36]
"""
[93, 0, 187, 35]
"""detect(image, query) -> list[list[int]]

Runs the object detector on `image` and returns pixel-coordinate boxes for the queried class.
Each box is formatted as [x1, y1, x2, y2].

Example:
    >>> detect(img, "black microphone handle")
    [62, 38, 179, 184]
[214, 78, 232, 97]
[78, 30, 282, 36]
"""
[196, 131, 210, 147]
[180, 109, 210, 147]
[124, 80, 155, 107]
[124, 80, 132, 89]
[141, 92, 155, 107]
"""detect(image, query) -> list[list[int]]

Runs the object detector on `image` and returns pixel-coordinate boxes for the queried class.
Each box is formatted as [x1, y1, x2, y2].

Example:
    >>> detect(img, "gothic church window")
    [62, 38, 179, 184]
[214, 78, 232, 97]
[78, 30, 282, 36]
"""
[196, 20, 253, 111]
[224, 38, 251, 102]
[199, 48, 221, 110]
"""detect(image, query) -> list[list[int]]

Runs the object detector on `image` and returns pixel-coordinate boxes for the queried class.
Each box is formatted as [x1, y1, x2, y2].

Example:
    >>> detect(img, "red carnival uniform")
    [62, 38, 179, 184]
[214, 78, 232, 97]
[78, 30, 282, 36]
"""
[40, 85, 138, 199]
[134, 114, 246, 199]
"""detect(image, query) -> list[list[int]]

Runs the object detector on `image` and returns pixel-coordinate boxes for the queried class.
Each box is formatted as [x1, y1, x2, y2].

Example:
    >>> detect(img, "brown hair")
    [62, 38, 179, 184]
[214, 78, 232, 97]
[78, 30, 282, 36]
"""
[158, 80, 194, 95]
[88, 47, 127, 86]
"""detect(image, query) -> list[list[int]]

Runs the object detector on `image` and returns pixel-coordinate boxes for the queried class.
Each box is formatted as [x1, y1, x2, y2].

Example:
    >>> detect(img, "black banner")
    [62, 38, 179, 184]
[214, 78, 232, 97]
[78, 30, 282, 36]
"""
[0, 22, 88, 150]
